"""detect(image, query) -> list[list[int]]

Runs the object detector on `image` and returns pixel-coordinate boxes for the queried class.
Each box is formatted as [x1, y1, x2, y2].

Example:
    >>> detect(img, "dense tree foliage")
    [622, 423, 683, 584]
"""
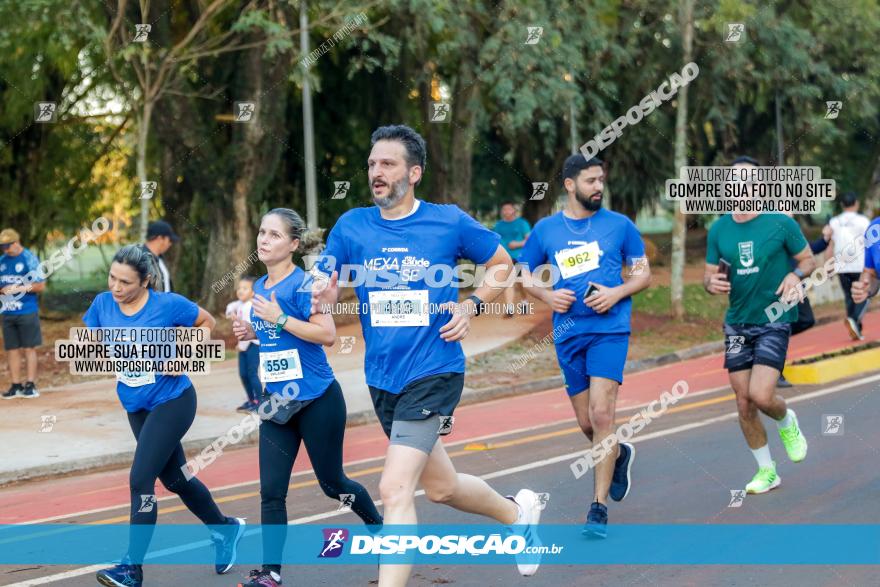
[2, 0, 879, 310]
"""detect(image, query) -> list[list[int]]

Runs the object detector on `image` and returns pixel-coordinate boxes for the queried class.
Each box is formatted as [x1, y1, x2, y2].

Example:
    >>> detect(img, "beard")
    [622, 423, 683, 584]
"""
[575, 187, 602, 212]
[372, 176, 409, 209]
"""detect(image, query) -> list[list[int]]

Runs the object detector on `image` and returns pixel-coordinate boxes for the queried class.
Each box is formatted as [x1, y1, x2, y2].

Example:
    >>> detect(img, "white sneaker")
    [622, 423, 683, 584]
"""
[509, 489, 547, 576]
[845, 318, 864, 341]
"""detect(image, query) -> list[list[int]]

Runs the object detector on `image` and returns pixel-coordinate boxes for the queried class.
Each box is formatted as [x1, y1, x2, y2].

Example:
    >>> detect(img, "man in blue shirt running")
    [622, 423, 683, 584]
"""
[312, 125, 547, 586]
[520, 155, 651, 538]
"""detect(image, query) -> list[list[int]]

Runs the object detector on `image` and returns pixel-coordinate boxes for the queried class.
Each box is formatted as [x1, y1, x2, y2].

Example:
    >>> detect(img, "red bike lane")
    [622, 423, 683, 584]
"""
[0, 313, 870, 524]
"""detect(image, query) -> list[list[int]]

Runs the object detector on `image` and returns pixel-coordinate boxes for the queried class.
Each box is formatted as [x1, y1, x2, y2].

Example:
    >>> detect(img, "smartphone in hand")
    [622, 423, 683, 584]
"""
[584, 283, 599, 301]
[717, 259, 731, 280]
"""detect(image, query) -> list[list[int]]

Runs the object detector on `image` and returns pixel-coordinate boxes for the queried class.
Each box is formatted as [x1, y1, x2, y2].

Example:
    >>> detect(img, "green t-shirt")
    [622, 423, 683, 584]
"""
[706, 214, 808, 325]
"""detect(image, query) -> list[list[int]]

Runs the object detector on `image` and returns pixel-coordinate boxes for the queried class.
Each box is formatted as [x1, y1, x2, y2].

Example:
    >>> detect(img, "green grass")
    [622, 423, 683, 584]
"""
[46, 243, 119, 283]
[34, 243, 117, 314]
[46, 273, 107, 294]
[633, 283, 729, 320]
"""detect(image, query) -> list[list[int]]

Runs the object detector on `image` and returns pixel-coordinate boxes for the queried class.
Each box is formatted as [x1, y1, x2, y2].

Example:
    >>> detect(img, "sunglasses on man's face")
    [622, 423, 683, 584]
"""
[0, 244, 11, 251]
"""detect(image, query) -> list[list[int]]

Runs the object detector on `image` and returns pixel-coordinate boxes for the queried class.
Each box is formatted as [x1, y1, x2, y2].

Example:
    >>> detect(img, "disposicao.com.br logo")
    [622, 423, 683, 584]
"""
[318, 527, 562, 559]
[318, 528, 349, 558]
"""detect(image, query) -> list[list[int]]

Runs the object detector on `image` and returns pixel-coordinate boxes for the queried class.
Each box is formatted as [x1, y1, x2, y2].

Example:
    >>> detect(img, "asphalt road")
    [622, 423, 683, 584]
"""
[2, 372, 879, 586]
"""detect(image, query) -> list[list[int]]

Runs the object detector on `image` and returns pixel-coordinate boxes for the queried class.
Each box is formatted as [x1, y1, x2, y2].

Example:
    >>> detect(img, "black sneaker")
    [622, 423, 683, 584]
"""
[238, 569, 282, 586]
[213, 517, 246, 574]
[583, 501, 608, 538]
[777, 375, 792, 388]
[2, 383, 22, 399]
[236, 401, 252, 413]
[95, 563, 143, 586]
[20, 382, 39, 398]
[609, 442, 634, 502]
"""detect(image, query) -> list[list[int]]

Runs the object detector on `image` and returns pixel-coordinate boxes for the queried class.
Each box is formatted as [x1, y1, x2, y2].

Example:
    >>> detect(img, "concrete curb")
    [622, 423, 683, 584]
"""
[0, 315, 842, 486]
[0, 434, 254, 487]
[784, 341, 880, 384]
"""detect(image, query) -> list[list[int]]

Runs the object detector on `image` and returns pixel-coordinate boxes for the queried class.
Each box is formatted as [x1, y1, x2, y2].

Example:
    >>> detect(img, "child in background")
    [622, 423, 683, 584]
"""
[225, 276, 261, 412]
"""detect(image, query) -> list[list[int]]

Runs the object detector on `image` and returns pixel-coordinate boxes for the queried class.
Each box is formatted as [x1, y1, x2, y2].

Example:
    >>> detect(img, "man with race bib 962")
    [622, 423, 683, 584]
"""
[520, 154, 651, 538]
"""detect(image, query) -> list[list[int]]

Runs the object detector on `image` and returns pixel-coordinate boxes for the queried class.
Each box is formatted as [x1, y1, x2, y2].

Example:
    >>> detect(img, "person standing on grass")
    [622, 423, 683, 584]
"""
[0, 228, 44, 399]
[703, 156, 813, 495]
[492, 202, 531, 317]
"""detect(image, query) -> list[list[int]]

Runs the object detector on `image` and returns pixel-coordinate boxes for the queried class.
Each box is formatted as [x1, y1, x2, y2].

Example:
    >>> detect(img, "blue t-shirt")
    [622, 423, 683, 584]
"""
[863, 218, 880, 272]
[493, 218, 531, 260]
[0, 248, 43, 315]
[316, 201, 500, 394]
[82, 290, 200, 412]
[250, 267, 335, 400]
[519, 209, 646, 342]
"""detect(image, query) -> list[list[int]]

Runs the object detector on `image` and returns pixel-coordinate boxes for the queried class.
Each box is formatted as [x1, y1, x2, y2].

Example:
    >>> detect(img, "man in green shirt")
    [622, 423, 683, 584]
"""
[703, 156, 814, 495]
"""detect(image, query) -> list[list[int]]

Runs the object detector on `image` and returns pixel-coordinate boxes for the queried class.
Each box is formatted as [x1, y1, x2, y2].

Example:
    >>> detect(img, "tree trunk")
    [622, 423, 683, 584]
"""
[446, 60, 479, 211]
[421, 76, 450, 203]
[671, 0, 694, 320]
[229, 47, 265, 286]
[866, 152, 880, 217]
[137, 100, 153, 241]
[199, 45, 291, 313]
[775, 91, 785, 165]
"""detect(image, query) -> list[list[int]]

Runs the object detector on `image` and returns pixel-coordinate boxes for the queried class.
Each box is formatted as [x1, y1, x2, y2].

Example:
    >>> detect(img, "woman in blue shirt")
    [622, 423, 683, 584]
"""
[84, 245, 244, 587]
[233, 209, 382, 587]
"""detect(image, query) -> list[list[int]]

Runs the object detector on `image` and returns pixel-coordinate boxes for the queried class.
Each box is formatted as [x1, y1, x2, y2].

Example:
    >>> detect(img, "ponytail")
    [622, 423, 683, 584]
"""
[112, 244, 160, 289]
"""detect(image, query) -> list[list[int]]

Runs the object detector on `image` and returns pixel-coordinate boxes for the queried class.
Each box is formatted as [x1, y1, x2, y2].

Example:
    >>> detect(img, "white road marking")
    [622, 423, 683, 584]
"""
[7, 373, 879, 585]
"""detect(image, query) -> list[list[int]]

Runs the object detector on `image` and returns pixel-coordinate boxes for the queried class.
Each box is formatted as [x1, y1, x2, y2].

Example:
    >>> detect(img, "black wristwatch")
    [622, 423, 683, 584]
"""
[466, 294, 484, 317]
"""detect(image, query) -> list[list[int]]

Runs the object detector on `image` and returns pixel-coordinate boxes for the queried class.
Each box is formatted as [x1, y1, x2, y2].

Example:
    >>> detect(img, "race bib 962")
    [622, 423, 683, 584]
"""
[554, 241, 601, 279]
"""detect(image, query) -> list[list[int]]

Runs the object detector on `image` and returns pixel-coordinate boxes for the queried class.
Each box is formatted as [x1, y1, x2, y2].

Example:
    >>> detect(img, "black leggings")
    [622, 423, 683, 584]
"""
[838, 272, 869, 326]
[260, 380, 382, 572]
[127, 386, 227, 564]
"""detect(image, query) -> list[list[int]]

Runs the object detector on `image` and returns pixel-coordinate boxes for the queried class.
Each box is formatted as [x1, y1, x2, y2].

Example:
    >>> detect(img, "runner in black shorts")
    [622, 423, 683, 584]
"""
[313, 125, 546, 586]
[704, 157, 813, 496]
[722, 323, 792, 374]
[369, 372, 464, 454]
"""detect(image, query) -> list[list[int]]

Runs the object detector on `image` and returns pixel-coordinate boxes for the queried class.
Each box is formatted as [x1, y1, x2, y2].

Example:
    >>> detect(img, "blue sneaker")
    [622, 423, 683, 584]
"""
[213, 517, 246, 574]
[95, 563, 143, 587]
[583, 501, 608, 538]
[609, 442, 634, 502]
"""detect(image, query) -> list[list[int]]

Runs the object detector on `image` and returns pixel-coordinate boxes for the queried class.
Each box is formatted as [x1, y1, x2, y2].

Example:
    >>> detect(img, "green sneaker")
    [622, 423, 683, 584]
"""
[745, 464, 781, 494]
[778, 409, 808, 462]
